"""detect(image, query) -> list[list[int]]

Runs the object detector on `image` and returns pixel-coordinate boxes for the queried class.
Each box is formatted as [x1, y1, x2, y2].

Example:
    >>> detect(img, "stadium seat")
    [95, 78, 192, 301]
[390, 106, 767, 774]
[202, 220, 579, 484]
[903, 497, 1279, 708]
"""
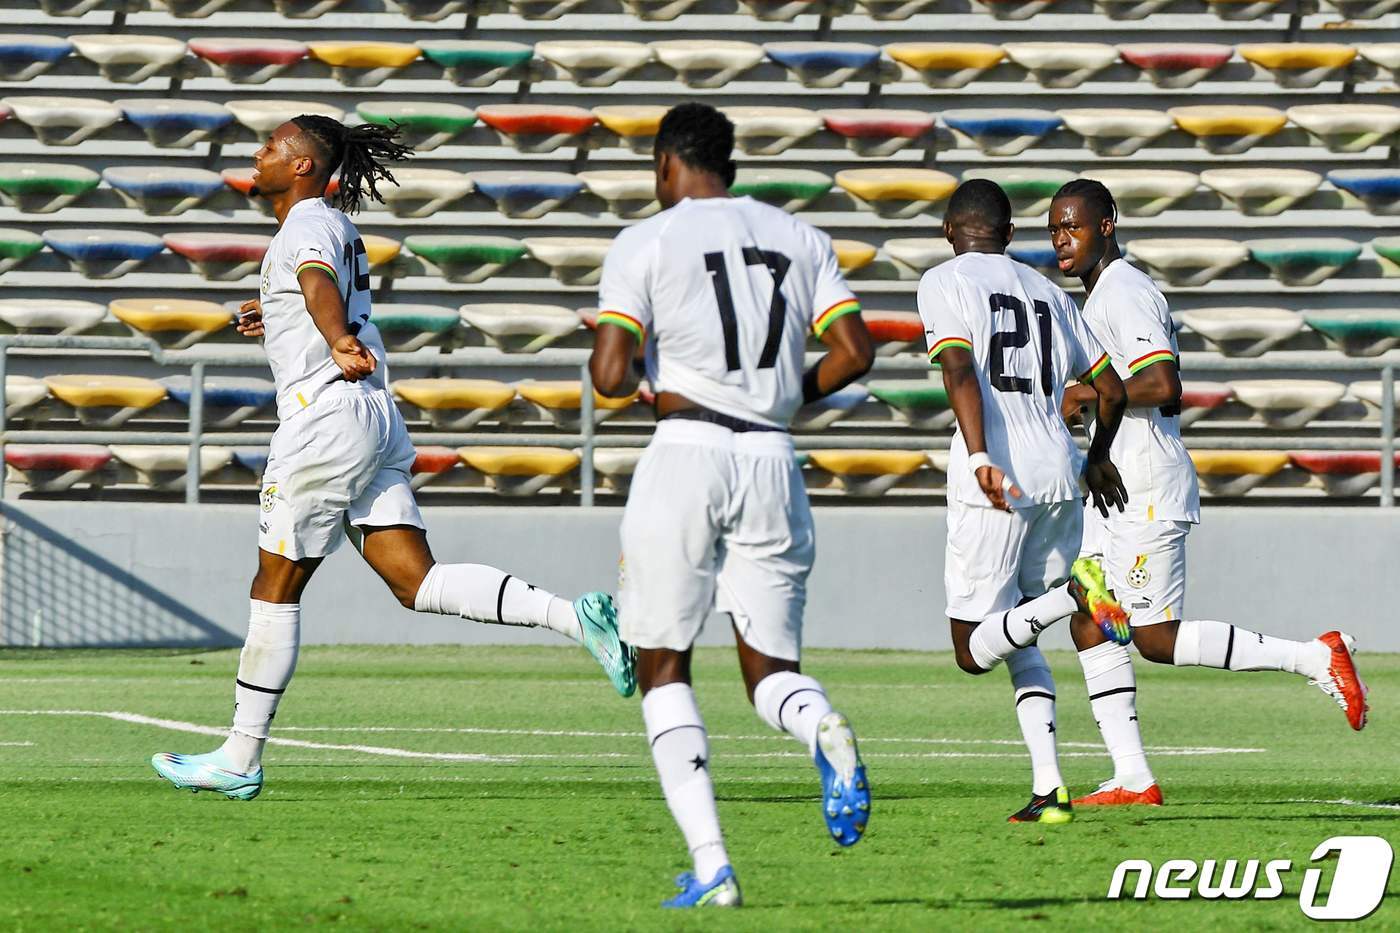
[0, 163, 99, 214]
[459, 303, 581, 353]
[110, 298, 230, 349]
[792, 383, 868, 430]
[579, 170, 659, 218]
[188, 38, 308, 84]
[407, 445, 461, 490]
[1246, 238, 1361, 287]
[1237, 43, 1356, 88]
[509, 0, 587, 18]
[356, 101, 476, 152]
[650, 40, 764, 87]
[115, 98, 233, 149]
[524, 238, 609, 285]
[306, 41, 420, 87]
[1002, 42, 1118, 88]
[362, 235, 401, 269]
[469, 170, 583, 219]
[476, 104, 596, 153]
[1327, 170, 1400, 215]
[805, 450, 929, 497]
[1284, 104, 1400, 154]
[417, 40, 534, 87]
[834, 168, 957, 218]
[378, 167, 474, 218]
[963, 168, 1076, 216]
[1190, 450, 1289, 496]
[0, 95, 122, 146]
[764, 42, 881, 88]
[1177, 307, 1303, 357]
[867, 380, 953, 429]
[820, 109, 937, 157]
[592, 105, 668, 153]
[1117, 43, 1233, 88]
[1302, 309, 1400, 357]
[723, 107, 824, 156]
[1228, 379, 1347, 429]
[1199, 168, 1322, 216]
[833, 239, 878, 274]
[102, 166, 224, 216]
[1356, 42, 1400, 73]
[1179, 381, 1234, 426]
[43, 229, 164, 279]
[1168, 105, 1287, 155]
[0, 229, 43, 274]
[736, 0, 843, 21]
[1289, 451, 1397, 497]
[590, 448, 641, 493]
[44, 374, 167, 426]
[164, 232, 270, 281]
[0, 298, 106, 335]
[226, 99, 344, 137]
[160, 375, 276, 428]
[458, 446, 579, 496]
[1348, 381, 1400, 417]
[1057, 108, 1176, 157]
[883, 42, 1004, 88]
[109, 444, 232, 490]
[1076, 169, 1197, 217]
[730, 168, 832, 211]
[620, 0, 699, 18]
[271, 0, 347, 17]
[535, 40, 652, 87]
[4, 444, 111, 491]
[940, 109, 1062, 156]
[68, 34, 187, 84]
[369, 304, 460, 351]
[393, 378, 515, 429]
[862, 309, 924, 355]
[404, 235, 526, 283]
[515, 380, 639, 428]
[1373, 236, 1400, 276]
[1203, 0, 1285, 18]
[884, 238, 955, 276]
[973, 0, 1060, 18]
[4, 375, 48, 420]
[1127, 238, 1249, 286]
[1007, 243, 1061, 277]
[0, 35, 72, 81]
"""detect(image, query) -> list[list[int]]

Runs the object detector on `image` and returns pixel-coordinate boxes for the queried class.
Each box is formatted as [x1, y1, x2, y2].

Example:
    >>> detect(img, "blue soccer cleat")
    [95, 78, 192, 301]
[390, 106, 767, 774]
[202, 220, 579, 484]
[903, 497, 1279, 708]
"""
[150, 749, 263, 801]
[815, 712, 870, 847]
[662, 865, 742, 908]
[574, 591, 636, 698]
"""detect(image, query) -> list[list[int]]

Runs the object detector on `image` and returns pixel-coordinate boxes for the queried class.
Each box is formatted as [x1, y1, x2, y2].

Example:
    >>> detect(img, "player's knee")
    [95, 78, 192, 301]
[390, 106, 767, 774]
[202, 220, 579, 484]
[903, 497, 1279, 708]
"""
[954, 649, 989, 676]
[1132, 625, 1176, 664]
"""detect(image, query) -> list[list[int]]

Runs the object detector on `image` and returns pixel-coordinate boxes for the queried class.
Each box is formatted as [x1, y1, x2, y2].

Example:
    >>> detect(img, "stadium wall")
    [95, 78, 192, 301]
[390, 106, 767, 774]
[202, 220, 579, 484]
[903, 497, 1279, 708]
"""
[2, 501, 1395, 651]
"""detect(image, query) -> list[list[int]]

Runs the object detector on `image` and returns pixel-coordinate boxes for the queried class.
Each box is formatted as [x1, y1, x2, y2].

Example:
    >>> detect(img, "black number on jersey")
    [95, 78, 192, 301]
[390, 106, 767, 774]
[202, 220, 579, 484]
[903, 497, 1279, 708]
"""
[704, 248, 792, 372]
[342, 237, 371, 332]
[987, 293, 1053, 396]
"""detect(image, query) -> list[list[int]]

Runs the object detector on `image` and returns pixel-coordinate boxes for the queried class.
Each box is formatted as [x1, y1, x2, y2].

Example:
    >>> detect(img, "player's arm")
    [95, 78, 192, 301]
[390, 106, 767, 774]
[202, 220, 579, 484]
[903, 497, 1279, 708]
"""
[590, 319, 643, 398]
[939, 346, 1021, 512]
[803, 311, 873, 404]
[297, 265, 375, 381]
[590, 233, 653, 398]
[1077, 353, 1129, 516]
[1064, 360, 1179, 424]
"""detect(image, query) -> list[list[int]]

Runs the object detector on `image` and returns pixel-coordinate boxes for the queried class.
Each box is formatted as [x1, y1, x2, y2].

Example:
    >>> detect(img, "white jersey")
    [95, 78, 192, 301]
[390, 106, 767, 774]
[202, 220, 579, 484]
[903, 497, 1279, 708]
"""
[919, 251, 1108, 508]
[259, 198, 388, 419]
[596, 196, 860, 429]
[1080, 258, 1200, 524]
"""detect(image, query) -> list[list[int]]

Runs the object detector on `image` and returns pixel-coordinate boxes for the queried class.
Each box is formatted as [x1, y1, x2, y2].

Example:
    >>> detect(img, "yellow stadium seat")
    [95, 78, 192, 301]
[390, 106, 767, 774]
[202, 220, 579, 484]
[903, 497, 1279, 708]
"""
[110, 298, 231, 349]
[393, 378, 515, 429]
[44, 374, 167, 426]
[592, 105, 668, 152]
[1190, 450, 1290, 496]
[833, 239, 878, 273]
[307, 41, 420, 86]
[363, 235, 402, 267]
[515, 380, 639, 428]
[1168, 105, 1288, 155]
[806, 449, 930, 497]
[459, 446, 580, 496]
[884, 43, 1004, 88]
[834, 168, 958, 219]
[1237, 43, 1356, 88]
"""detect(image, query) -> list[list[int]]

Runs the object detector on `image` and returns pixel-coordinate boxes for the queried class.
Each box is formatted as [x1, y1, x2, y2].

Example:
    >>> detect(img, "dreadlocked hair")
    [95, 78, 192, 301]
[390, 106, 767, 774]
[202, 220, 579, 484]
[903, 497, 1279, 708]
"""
[1053, 177, 1118, 224]
[291, 114, 414, 215]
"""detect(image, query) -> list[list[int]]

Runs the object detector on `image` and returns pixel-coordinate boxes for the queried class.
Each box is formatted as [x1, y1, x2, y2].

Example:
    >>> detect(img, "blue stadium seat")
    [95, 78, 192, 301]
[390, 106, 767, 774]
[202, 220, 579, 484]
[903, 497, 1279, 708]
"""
[523, 238, 609, 285]
[650, 40, 764, 87]
[1246, 238, 1361, 287]
[1007, 243, 1062, 277]
[1199, 168, 1322, 216]
[1078, 169, 1198, 216]
[1126, 238, 1249, 286]
[404, 235, 527, 283]
[723, 106, 824, 156]
[115, 98, 234, 149]
[43, 229, 165, 279]
[1285, 104, 1400, 153]
[763, 42, 882, 87]
[941, 109, 1062, 156]
[69, 34, 188, 84]
[378, 167, 474, 217]
[1327, 170, 1400, 215]
[0, 95, 122, 146]
[469, 170, 583, 219]
[110, 298, 231, 349]
[0, 163, 100, 213]
[102, 166, 226, 216]
[164, 232, 270, 281]
[1002, 41, 1119, 88]
[417, 40, 534, 87]
[1057, 108, 1176, 157]
[0, 298, 106, 335]
[160, 375, 277, 427]
[535, 40, 653, 86]
[820, 109, 937, 156]
[0, 229, 43, 273]
[188, 39, 308, 84]
[1179, 382, 1235, 426]
[0, 35, 73, 81]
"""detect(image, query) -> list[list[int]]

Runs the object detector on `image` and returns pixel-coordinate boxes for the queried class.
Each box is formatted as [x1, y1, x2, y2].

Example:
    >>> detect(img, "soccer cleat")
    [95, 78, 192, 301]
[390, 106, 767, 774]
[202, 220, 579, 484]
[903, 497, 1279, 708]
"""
[1310, 631, 1368, 731]
[1008, 786, 1074, 824]
[815, 711, 871, 847]
[1070, 557, 1131, 646]
[574, 591, 636, 698]
[661, 865, 742, 908]
[150, 749, 263, 801]
[1073, 781, 1164, 807]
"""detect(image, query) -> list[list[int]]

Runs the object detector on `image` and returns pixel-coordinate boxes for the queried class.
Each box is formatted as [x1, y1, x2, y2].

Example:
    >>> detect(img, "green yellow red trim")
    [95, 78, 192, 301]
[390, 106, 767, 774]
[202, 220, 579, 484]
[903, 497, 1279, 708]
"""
[296, 259, 339, 284]
[597, 310, 645, 342]
[927, 336, 972, 362]
[1083, 352, 1112, 381]
[812, 299, 861, 337]
[1129, 349, 1176, 374]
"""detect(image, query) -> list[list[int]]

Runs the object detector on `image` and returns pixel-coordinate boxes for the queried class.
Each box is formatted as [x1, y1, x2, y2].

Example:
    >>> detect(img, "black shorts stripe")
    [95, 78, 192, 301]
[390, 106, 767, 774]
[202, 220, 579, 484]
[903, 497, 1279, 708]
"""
[1088, 686, 1137, 701]
[1015, 689, 1056, 706]
[1224, 625, 1236, 670]
[235, 678, 285, 696]
[777, 687, 822, 727]
[496, 574, 512, 626]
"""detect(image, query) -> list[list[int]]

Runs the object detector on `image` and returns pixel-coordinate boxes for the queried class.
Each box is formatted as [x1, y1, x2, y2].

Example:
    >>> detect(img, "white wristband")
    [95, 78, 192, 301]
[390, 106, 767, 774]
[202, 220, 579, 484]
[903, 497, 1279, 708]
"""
[967, 452, 992, 473]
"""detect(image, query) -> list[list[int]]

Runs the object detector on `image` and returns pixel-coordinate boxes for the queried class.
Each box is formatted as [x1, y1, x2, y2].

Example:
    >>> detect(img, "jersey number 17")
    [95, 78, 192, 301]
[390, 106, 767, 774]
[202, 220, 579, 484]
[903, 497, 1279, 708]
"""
[705, 247, 792, 372]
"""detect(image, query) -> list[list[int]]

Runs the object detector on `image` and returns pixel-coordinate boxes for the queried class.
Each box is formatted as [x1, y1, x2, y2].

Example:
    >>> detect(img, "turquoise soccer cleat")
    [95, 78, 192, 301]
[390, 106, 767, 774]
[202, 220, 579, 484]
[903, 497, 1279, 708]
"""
[662, 865, 742, 908]
[150, 749, 263, 801]
[815, 712, 871, 847]
[574, 591, 636, 698]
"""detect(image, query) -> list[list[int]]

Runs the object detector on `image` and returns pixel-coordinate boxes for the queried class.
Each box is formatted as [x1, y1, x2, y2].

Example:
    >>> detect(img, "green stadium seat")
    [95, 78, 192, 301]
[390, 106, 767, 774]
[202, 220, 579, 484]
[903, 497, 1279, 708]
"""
[834, 168, 958, 219]
[408, 446, 462, 490]
[820, 109, 937, 157]
[459, 303, 581, 353]
[591, 448, 642, 493]
[649, 40, 764, 87]
[579, 170, 660, 219]
[43, 229, 165, 279]
[110, 444, 233, 490]
[1057, 108, 1176, 157]
[1238, 43, 1356, 88]
[1247, 238, 1361, 287]
[378, 167, 474, 218]
[592, 105, 668, 153]
[940, 108, 1063, 156]
[470, 170, 583, 219]
[1076, 169, 1197, 216]
[458, 446, 579, 497]
[1169, 105, 1287, 155]
[1178, 307, 1303, 357]
[0, 163, 99, 214]
[1327, 170, 1400, 215]
[404, 235, 526, 283]
[1289, 451, 1400, 498]
[806, 449, 930, 497]
[867, 380, 953, 429]
[963, 167, 1076, 216]
[110, 297, 231, 349]
[0, 35, 73, 81]
[226, 99, 344, 137]
[1002, 42, 1119, 88]
[883, 42, 1004, 88]
[1200, 168, 1322, 216]
[102, 166, 225, 215]
[1179, 381, 1234, 426]
[69, 34, 188, 84]
[1372, 236, 1400, 276]
[883, 238, 954, 276]
[356, 101, 476, 152]
[164, 232, 270, 281]
[1117, 45, 1232, 87]
[160, 375, 277, 429]
[5, 444, 111, 492]
[536, 40, 652, 87]
[515, 380, 639, 428]
[0, 229, 43, 273]
[1302, 309, 1400, 357]
[306, 41, 420, 87]
[764, 42, 882, 88]
[5, 375, 49, 419]
[1190, 450, 1289, 496]
[723, 106, 824, 156]
[730, 168, 832, 211]
[524, 237, 609, 285]
[1285, 104, 1400, 153]
[115, 98, 234, 149]
[477, 104, 596, 153]
[45, 374, 167, 426]
[1126, 238, 1249, 286]
[188, 38, 308, 84]
[0, 95, 122, 146]
[1228, 379, 1348, 428]
[417, 40, 533, 87]
[393, 378, 515, 429]
[369, 304, 461, 351]
[0, 298, 106, 335]
[792, 383, 868, 430]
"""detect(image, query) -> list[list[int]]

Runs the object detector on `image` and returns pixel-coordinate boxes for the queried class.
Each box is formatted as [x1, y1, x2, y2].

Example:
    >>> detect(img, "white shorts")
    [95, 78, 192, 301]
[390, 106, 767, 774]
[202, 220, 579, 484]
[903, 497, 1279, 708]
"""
[944, 499, 1082, 621]
[259, 385, 423, 561]
[618, 420, 814, 661]
[1081, 506, 1189, 627]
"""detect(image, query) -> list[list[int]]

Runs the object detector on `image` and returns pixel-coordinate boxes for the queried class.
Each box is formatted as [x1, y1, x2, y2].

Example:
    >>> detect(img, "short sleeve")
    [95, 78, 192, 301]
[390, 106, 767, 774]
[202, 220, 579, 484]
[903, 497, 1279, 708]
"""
[291, 223, 344, 287]
[809, 229, 861, 338]
[1117, 290, 1177, 374]
[1064, 296, 1110, 381]
[917, 269, 973, 365]
[596, 228, 654, 342]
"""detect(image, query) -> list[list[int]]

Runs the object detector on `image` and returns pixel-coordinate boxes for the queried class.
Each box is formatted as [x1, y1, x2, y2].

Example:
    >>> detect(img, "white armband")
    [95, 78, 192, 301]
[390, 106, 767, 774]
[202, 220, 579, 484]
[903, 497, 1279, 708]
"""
[967, 451, 992, 473]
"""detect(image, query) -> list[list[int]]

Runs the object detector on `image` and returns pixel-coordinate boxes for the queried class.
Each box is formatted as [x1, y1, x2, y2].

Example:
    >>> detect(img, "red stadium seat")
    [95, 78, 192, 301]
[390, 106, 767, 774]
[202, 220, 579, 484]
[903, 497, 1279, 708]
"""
[1289, 451, 1400, 497]
[188, 38, 308, 84]
[5, 444, 111, 491]
[820, 109, 937, 157]
[1118, 43, 1233, 87]
[476, 105, 597, 153]
[164, 233, 271, 281]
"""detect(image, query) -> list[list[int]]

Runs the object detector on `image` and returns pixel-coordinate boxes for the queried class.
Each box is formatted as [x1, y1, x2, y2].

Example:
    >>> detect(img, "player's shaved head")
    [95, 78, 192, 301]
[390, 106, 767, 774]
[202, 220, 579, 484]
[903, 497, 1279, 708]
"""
[653, 103, 737, 209]
[942, 179, 1014, 254]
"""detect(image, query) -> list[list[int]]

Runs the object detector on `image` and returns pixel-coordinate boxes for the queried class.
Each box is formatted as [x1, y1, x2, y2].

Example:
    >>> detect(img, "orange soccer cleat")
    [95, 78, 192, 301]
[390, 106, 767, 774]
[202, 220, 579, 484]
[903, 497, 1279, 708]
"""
[1072, 783, 1164, 807]
[1312, 631, 1369, 731]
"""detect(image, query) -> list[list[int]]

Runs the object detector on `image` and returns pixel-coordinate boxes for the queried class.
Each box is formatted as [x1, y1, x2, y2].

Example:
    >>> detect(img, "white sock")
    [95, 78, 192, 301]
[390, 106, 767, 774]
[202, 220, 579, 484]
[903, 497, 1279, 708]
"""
[222, 599, 299, 772]
[413, 563, 582, 642]
[968, 584, 1080, 671]
[1008, 646, 1063, 796]
[1078, 641, 1154, 791]
[752, 671, 833, 755]
[1173, 619, 1329, 678]
[643, 683, 729, 883]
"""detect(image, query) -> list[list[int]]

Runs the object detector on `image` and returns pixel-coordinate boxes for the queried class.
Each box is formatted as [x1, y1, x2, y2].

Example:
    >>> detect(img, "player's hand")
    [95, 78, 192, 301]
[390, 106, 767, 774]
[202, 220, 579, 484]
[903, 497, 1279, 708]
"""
[976, 464, 1022, 513]
[1061, 383, 1095, 427]
[235, 298, 264, 338]
[331, 333, 377, 381]
[1084, 458, 1128, 518]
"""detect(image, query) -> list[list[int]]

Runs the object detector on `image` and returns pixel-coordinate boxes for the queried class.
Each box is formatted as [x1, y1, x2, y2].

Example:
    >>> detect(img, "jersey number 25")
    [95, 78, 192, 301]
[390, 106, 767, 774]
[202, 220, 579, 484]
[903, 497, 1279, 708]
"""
[705, 247, 792, 372]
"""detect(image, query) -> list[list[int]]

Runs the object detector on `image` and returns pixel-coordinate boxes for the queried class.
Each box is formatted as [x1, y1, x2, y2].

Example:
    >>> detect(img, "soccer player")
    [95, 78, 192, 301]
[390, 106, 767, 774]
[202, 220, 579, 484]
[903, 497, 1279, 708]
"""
[919, 179, 1133, 825]
[589, 103, 875, 908]
[1047, 179, 1369, 807]
[151, 117, 635, 801]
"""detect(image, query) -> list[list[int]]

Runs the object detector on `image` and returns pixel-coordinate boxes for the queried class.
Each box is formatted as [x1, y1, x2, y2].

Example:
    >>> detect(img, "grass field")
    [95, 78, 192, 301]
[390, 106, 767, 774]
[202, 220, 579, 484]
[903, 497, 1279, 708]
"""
[2, 644, 1396, 931]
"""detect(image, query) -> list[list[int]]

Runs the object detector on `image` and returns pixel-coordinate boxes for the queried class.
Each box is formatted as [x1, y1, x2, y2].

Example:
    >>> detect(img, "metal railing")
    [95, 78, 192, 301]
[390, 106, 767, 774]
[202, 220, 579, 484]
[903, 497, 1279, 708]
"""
[0, 335, 1395, 506]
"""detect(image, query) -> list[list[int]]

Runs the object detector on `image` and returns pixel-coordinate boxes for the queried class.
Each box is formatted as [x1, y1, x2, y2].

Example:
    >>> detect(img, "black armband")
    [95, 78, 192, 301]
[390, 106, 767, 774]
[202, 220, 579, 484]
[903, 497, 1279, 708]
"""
[801, 364, 823, 405]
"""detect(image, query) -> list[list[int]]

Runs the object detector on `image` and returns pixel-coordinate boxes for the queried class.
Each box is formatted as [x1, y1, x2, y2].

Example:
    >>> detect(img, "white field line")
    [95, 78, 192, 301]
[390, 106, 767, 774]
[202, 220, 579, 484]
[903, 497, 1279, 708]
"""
[0, 677, 954, 689]
[1286, 799, 1400, 812]
[0, 741, 34, 747]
